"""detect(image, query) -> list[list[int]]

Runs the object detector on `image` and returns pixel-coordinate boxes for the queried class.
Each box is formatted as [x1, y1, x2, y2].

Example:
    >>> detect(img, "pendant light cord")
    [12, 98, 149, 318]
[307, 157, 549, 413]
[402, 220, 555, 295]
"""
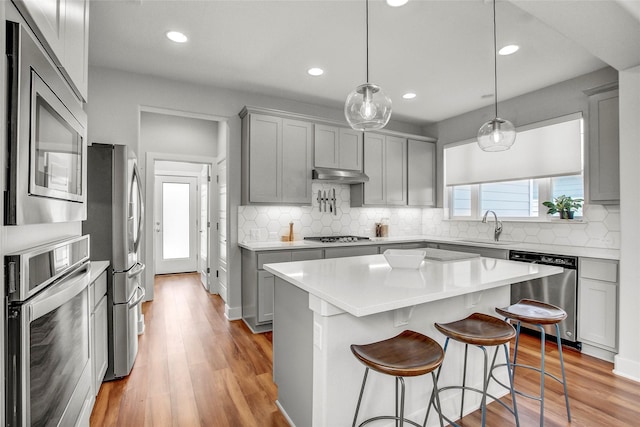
[366, 0, 370, 83]
[493, 0, 498, 118]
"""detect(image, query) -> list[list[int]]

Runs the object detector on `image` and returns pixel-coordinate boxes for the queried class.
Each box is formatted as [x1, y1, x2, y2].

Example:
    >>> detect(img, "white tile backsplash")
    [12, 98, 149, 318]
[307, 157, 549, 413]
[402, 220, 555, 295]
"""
[422, 204, 620, 249]
[238, 183, 620, 250]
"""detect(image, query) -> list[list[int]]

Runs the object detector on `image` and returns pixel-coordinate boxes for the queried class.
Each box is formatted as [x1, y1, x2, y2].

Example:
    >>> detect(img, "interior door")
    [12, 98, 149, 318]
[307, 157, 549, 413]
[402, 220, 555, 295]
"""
[154, 175, 198, 274]
[199, 166, 210, 289]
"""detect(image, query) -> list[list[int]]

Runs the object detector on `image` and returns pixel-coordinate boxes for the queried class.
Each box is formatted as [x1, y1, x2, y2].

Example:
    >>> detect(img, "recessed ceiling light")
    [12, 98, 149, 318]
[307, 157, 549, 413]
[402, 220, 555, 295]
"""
[166, 31, 188, 43]
[402, 93, 417, 100]
[307, 67, 324, 76]
[387, 0, 409, 7]
[498, 44, 519, 56]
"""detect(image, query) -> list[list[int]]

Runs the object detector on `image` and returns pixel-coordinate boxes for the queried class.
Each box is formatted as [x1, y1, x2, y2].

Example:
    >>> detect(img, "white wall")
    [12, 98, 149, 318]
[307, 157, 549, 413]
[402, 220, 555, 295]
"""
[615, 65, 640, 381]
[140, 112, 218, 155]
[87, 65, 425, 319]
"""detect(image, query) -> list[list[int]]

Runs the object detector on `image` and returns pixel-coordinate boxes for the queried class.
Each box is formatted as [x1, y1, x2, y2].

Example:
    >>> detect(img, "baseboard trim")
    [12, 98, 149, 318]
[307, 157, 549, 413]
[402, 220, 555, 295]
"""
[614, 354, 640, 382]
[275, 400, 295, 427]
[225, 304, 242, 320]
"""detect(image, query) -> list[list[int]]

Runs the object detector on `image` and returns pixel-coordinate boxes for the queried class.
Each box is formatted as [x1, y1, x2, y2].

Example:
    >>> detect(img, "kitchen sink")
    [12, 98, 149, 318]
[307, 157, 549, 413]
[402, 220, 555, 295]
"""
[456, 239, 514, 246]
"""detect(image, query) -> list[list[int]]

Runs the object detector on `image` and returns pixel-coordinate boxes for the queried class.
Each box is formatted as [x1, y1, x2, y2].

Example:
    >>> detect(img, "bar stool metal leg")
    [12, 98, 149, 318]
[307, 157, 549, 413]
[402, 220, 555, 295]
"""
[425, 340, 519, 427]
[460, 344, 469, 420]
[556, 324, 571, 422]
[351, 331, 445, 427]
[496, 320, 570, 427]
[353, 368, 370, 427]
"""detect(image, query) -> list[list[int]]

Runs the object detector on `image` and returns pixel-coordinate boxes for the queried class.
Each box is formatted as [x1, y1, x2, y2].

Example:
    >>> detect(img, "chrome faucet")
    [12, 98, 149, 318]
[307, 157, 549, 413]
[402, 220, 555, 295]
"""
[482, 210, 503, 242]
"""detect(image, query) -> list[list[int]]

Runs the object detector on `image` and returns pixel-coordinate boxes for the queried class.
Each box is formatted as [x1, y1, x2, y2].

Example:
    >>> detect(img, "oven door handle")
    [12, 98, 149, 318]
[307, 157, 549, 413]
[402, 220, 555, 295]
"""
[127, 262, 146, 279]
[28, 268, 90, 321]
[128, 286, 146, 308]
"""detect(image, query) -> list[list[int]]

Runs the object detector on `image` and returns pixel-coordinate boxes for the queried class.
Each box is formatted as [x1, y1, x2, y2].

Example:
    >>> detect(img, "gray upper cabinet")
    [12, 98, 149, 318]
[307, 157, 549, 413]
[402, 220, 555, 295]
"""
[242, 111, 312, 204]
[363, 133, 385, 204]
[282, 119, 313, 203]
[13, 0, 90, 101]
[248, 114, 281, 203]
[62, 0, 90, 101]
[385, 135, 408, 205]
[314, 124, 363, 171]
[588, 88, 619, 204]
[351, 133, 407, 206]
[338, 128, 363, 171]
[408, 139, 436, 207]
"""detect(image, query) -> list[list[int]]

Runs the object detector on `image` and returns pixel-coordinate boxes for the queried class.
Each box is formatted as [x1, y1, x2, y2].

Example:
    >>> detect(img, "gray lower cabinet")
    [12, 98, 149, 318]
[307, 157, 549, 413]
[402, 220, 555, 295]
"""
[90, 270, 108, 397]
[408, 139, 436, 207]
[323, 245, 379, 259]
[587, 87, 619, 204]
[379, 242, 437, 251]
[578, 258, 618, 355]
[242, 248, 323, 332]
[257, 270, 275, 323]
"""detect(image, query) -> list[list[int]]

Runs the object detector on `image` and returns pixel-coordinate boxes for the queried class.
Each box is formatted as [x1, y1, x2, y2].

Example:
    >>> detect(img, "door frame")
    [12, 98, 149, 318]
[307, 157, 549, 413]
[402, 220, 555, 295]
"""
[144, 152, 217, 299]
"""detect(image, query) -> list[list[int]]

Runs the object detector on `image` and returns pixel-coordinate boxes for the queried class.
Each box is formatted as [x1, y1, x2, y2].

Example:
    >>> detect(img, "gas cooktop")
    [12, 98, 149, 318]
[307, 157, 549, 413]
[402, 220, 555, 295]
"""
[304, 235, 370, 243]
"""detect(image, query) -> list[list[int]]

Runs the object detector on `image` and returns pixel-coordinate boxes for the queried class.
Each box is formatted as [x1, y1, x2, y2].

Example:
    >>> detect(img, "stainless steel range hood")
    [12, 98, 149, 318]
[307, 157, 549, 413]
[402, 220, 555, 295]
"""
[312, 168, 369, 184]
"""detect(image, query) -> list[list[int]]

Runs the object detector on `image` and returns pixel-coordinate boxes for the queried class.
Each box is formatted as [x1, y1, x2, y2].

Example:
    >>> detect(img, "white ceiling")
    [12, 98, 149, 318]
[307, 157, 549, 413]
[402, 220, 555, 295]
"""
[89, 0, 612, 125]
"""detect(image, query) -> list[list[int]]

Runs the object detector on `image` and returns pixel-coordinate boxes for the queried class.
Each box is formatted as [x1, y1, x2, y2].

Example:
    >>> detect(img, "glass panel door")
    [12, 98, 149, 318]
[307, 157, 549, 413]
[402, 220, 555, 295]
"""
[162, 182, 190, 259]
[155, 176, 198, 274]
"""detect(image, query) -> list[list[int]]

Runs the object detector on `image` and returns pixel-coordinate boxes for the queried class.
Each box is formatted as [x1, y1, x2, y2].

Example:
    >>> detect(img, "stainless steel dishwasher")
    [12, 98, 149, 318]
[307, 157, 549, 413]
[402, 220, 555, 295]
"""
[508, 250, 580, 348]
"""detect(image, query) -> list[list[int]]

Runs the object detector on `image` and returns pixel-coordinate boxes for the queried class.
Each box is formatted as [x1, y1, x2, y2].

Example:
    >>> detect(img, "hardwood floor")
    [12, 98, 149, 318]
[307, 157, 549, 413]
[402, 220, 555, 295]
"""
[91, 273, 640, 426]
[90, 273, 288, 427]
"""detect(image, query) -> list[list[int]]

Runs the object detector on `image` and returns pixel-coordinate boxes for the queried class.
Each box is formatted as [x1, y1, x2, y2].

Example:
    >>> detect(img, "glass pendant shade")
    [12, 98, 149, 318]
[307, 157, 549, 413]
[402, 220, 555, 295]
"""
[345, 83, 392, 131]
[477, 118, 516, 152]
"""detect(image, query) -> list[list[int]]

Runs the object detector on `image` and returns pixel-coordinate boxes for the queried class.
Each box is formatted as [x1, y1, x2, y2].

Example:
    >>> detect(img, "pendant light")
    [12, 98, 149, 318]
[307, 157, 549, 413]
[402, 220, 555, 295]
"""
[345, 0, 392, 131]
[477, 0, 516, 152]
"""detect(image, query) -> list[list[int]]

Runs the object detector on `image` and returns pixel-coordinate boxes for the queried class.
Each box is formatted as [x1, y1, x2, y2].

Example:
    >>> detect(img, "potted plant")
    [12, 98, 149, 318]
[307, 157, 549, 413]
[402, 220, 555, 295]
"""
[542, 195, 584, 219]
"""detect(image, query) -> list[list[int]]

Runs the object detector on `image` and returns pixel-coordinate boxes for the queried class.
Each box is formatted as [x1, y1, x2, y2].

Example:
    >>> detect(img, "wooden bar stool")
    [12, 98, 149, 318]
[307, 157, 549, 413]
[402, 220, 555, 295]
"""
[429, 313, 519, 427]
[350, 330, 445, 427]
[494, 299, 571, 426]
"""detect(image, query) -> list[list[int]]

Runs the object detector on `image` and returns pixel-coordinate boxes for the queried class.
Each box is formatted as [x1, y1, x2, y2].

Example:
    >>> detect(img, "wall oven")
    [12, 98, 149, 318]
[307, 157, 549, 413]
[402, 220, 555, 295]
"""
[5, 20, 87, 225]
[5, 236, 92, 426]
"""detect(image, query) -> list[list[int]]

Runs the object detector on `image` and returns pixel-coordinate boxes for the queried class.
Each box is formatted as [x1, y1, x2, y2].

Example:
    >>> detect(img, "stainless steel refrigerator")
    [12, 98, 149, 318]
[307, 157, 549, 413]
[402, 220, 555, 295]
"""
[83, 143, 146, 380]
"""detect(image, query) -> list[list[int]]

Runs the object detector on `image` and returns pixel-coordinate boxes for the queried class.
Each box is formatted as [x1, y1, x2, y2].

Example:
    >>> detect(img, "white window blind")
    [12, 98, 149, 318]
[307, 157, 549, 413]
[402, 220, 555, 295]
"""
[445, 114, 583, 186]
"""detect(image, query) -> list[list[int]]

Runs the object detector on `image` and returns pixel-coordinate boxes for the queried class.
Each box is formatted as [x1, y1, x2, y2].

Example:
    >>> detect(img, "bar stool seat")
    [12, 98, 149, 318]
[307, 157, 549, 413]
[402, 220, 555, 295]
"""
[494, 299, 571, 427]
[429, 313, 519, 427]
[495, 298, 567, 325]
[435, 312, 516, 346]
[350, 330, 445, 427]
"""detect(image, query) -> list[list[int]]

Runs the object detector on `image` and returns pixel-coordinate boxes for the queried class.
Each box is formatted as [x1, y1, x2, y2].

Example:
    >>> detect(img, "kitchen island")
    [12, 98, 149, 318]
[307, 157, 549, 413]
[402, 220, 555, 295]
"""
[264, 252, 563, 427]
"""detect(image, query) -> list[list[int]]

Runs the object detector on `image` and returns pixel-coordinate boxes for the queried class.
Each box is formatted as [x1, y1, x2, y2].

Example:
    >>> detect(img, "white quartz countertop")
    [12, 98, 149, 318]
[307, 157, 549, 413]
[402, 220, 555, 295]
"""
[88, 260, 110, 281]
[263, 253, 564, 317]
[240, 235, 619, 260]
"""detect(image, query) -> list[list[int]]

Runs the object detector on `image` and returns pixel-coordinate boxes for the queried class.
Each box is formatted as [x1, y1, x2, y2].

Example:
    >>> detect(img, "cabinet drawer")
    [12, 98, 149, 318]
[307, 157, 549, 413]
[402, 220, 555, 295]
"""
[257, 251, 292, 269]
[324, 246, 379, 259]
[379, 242, 427, 250]
[291, 249, 323, 262]
[580, 258, 618, 282]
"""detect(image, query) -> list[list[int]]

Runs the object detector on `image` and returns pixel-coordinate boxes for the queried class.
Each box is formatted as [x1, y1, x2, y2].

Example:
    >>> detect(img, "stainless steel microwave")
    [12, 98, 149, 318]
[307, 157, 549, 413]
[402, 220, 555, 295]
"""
[5, 21, 88, 225]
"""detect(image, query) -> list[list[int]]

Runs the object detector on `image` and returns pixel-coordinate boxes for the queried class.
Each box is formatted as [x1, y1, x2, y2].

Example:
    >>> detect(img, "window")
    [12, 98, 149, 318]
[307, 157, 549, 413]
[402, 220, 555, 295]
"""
[449, 174, 583, 220]
[444, 114, 584, 220]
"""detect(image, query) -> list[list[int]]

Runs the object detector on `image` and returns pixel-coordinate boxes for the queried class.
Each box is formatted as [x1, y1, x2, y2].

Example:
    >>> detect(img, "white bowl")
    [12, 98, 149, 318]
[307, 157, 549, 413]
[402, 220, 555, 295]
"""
[383, 249, 426, 269]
